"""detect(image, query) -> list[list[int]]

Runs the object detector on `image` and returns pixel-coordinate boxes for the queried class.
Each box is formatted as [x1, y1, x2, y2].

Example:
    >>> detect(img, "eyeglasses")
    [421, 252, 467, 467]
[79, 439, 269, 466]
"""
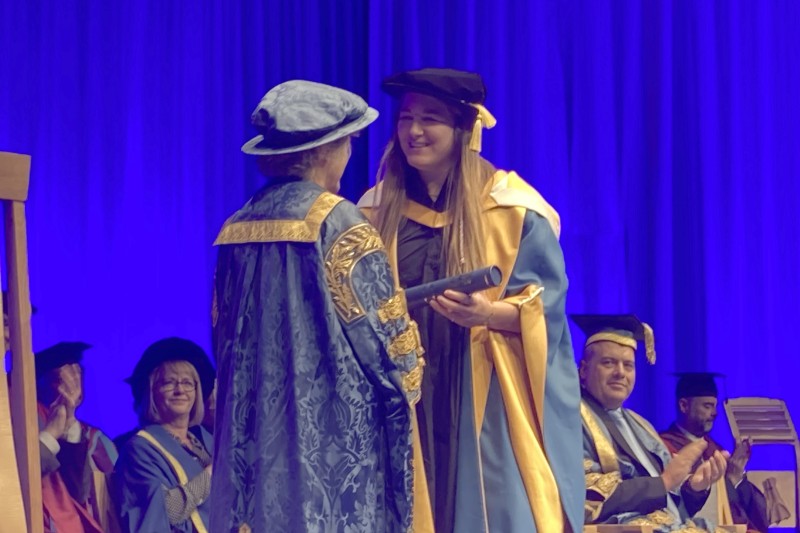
[158, 379, 196, 392]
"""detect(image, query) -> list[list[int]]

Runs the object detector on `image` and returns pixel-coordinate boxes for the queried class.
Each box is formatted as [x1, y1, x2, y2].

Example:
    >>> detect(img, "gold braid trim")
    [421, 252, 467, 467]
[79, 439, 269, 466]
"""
[586, 332, 638, 350]
[376, 290, 425, 405]
[377, 292, 407, 323]
[626, 509, 676, 526]
[387, 324, 421, 359]
[627, 510, 717, 531]
[214, 192, 344, 245]
[585, 471, 622, 500]
[626, 511, 713, 531]
[580, 401, 620, 473]
[402, 361, 424, 406]
[324, 223, 384, 323]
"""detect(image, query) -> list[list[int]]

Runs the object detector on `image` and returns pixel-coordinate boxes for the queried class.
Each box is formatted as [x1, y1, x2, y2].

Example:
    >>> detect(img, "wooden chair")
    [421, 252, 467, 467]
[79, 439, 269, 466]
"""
[0, 151, 41, 533]
[725, 396, 799, 530]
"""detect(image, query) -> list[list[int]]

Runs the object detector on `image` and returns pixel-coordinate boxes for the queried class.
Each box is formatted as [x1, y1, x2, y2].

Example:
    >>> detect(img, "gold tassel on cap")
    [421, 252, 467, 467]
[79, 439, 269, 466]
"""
[583, 320, 656, 365]
[468, 103, 497, 152]
[643, 323, 656, 365]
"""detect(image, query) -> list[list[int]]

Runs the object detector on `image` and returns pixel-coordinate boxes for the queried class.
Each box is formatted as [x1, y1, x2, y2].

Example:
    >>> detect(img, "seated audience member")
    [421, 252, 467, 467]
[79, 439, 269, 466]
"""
[660, 372, 768, 533]
[572, 314, 729, 532]
[113, 341, 215, 449]
[114, 337, 213, 533]
[36, 342, 118, 533]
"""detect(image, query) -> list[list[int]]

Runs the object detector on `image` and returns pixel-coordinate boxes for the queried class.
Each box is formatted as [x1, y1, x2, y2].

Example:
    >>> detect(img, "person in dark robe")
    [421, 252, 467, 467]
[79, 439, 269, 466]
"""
[660, 372, 769, 533]
[209, 80, 425, 533]
[31, 342, 118, 533]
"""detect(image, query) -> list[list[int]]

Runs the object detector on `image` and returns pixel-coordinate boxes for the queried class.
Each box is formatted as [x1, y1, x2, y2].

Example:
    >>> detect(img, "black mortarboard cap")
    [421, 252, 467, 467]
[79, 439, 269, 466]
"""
[125, 337, 216, 406]
[381, 68, 497, 152]
[35, 341, 91, 379]
[570, 313, 656, 364]
[382, 68, 487, 107]
[674, 372, 724, 399]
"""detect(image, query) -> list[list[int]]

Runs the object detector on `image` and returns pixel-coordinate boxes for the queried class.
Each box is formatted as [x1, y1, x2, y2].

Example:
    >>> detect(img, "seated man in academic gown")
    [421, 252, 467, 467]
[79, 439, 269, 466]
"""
[660, 372, 768, 533]
[572, 314, 729, 532]
[36, 342, 118, 533]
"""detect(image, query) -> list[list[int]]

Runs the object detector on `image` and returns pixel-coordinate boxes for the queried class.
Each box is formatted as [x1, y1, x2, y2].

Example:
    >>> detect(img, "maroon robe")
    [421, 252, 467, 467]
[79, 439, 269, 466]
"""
[659, 423, 769, 533]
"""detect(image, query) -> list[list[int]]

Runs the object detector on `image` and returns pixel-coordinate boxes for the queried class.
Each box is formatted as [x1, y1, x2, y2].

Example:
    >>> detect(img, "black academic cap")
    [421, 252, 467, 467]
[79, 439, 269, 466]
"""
[125, 337, 215, 406]
[381, 68, 497, 152]
[674, 372, 724, 399]
[570, 313, 656, 364]
[35, 341, 91, 379]
[382, 68, 487, 107]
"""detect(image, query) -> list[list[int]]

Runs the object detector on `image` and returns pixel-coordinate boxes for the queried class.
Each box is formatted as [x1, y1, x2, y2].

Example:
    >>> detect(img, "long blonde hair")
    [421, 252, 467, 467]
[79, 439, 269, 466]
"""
[372, 105, 495, 276]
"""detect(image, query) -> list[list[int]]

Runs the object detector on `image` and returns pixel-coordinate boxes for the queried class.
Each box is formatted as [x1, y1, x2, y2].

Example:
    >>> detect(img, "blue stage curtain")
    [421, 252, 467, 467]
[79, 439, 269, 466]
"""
[2, 0, 799, 445]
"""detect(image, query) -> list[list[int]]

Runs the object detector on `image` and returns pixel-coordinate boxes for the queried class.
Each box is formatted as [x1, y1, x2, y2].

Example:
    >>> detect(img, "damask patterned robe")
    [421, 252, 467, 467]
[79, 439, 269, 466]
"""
[209, 177, 424, 533]
[581, 392, 721, 532]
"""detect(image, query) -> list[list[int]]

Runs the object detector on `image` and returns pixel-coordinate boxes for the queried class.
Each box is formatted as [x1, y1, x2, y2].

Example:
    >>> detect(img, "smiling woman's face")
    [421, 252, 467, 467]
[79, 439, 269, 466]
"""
[152, 361, 197, 423]
[396, 92, 458, 178]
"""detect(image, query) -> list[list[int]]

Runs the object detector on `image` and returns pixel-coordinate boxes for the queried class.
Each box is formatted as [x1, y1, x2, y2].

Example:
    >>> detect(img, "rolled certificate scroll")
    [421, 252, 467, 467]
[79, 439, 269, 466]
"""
[405, 265, 503, 310]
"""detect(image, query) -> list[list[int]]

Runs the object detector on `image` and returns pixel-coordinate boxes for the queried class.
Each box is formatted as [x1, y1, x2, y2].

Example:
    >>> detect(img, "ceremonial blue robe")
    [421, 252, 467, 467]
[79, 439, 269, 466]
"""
[210, 177, 423, 533]
[581, 393, 719, 532]
[114, 424, 213, 533]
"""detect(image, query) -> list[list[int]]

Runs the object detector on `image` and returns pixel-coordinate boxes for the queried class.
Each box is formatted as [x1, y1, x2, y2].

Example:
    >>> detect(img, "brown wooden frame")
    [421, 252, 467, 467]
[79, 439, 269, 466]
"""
[1, 151, 42, 533]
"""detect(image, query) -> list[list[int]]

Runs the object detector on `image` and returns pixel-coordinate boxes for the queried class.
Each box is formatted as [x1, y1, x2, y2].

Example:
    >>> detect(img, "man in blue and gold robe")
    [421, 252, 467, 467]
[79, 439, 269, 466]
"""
[573, 314, 728, 532]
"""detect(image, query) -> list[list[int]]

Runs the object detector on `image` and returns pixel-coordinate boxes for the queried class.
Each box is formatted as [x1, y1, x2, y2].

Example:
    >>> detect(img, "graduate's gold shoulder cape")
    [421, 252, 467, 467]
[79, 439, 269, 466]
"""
[358, 171, 567, 532]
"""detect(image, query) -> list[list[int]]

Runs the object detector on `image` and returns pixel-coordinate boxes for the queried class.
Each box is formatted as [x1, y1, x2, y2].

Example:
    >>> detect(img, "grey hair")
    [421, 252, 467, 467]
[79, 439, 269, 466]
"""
[256, 136, 350, 178]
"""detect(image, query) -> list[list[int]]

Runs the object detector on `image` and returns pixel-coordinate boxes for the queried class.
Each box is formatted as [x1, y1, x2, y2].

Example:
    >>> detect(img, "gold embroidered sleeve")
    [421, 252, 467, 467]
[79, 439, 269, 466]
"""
[585, 471, 622, 500]
[377, 292, 425, 406]
[584, 471, 622, 523]
[324, 223, 385, 323]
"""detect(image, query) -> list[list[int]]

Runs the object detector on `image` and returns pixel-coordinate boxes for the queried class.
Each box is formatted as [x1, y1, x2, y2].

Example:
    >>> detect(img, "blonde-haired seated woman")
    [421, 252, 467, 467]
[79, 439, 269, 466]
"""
[114, 337, 213, 533]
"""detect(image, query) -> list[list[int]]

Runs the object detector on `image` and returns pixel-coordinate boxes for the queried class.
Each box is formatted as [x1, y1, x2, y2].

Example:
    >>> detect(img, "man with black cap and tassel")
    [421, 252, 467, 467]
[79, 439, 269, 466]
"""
[573, 314, 729, 532]
[35, 341, 117, 533]
[660, 373, 769, 532]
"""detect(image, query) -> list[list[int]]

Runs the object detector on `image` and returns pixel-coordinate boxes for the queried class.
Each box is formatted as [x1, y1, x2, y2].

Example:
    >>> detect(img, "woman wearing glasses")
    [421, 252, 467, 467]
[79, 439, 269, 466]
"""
[114, 337, 214, 533]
